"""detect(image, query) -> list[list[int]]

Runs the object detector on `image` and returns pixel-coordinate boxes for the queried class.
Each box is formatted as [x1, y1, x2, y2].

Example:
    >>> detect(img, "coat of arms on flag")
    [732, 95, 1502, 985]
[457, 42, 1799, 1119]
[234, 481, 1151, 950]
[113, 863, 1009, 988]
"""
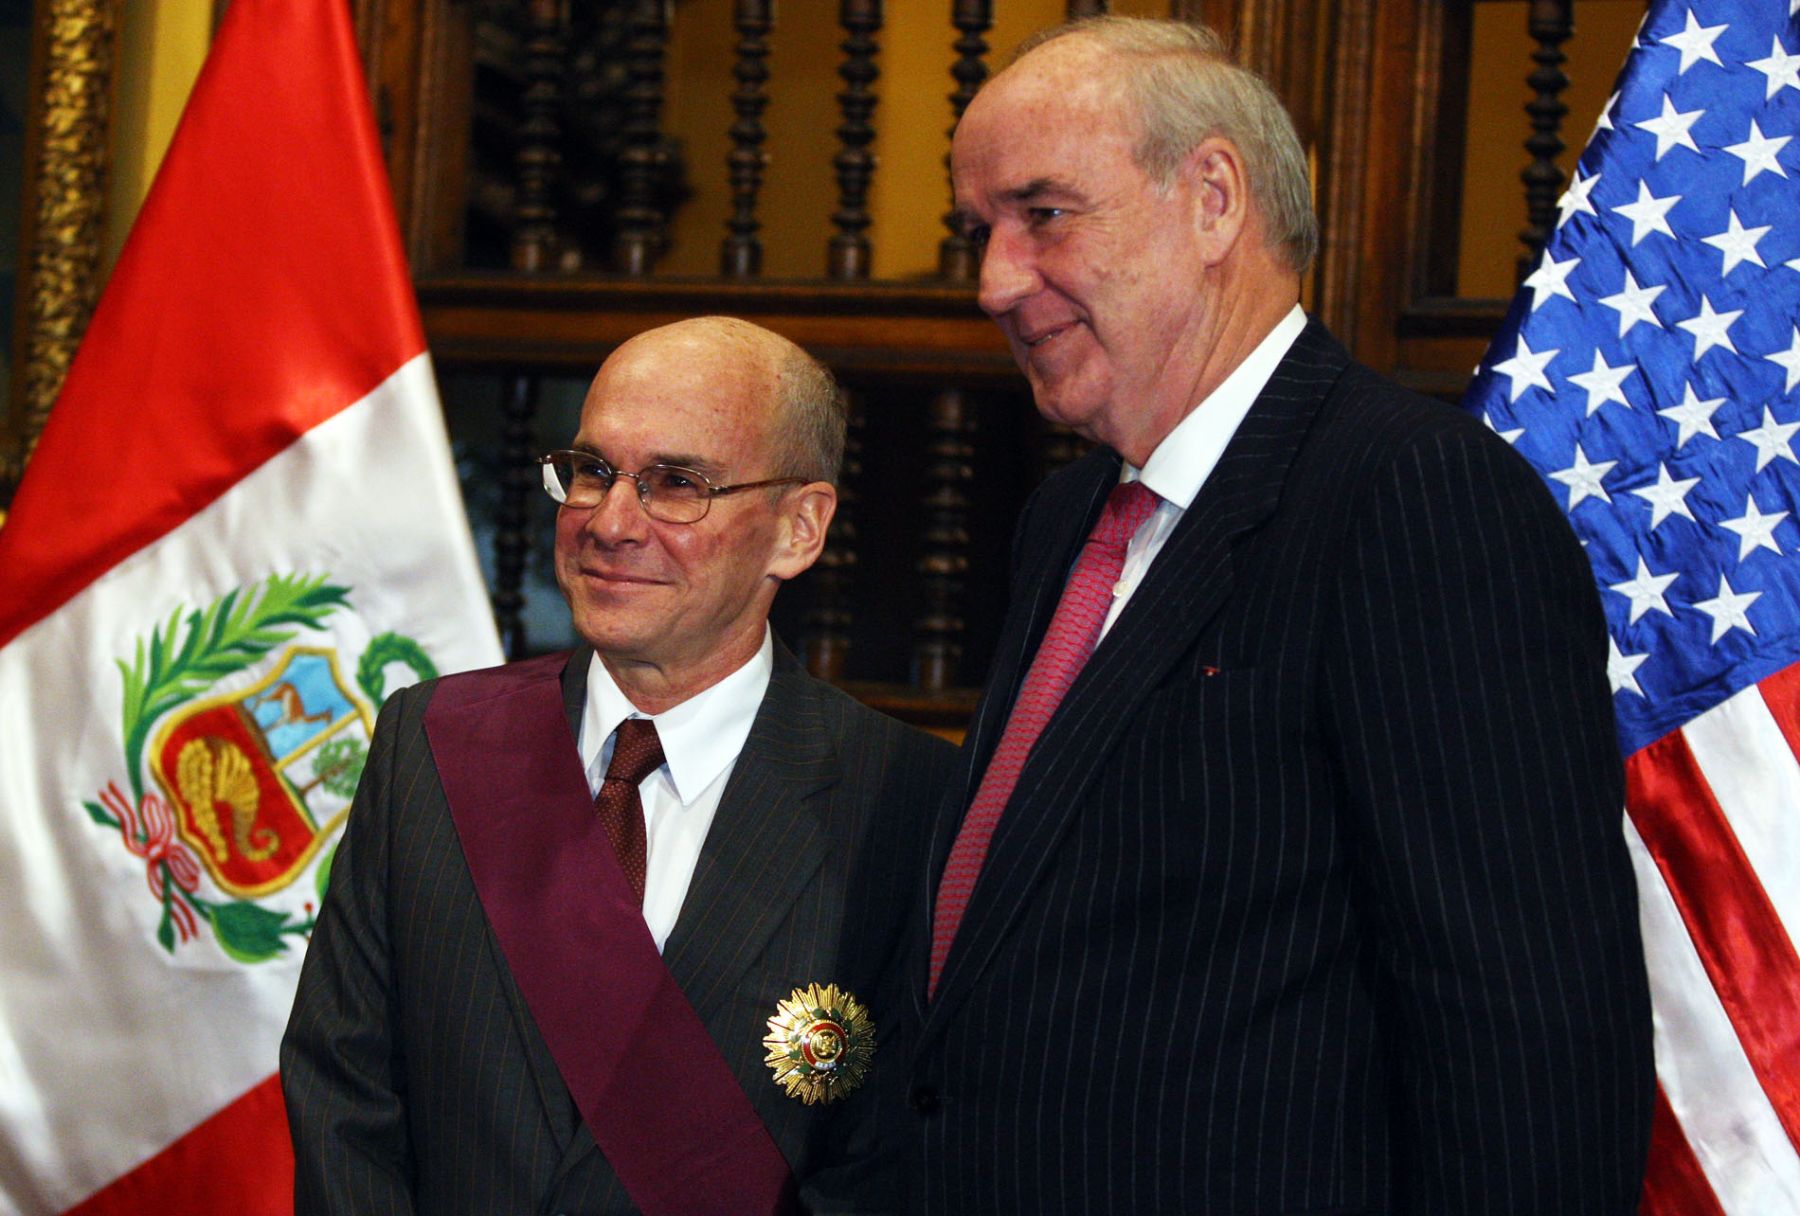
[80, 573, 438, 962]
[0, 0, 503, 1209]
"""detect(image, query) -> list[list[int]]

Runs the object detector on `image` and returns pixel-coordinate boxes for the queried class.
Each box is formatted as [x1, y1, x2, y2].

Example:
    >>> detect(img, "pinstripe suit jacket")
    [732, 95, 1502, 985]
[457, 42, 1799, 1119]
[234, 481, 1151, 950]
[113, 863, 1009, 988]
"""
[904, 322, 1654, 1215]
[281, 643, 953, 1216]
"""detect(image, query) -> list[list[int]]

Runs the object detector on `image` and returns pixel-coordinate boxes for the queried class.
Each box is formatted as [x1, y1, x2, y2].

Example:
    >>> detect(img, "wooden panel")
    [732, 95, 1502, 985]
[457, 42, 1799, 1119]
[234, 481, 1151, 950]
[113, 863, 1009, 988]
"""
[419, 276, 1015, 376]
[355, 0, 1578, 727]
[1168, 0, 1499, 391]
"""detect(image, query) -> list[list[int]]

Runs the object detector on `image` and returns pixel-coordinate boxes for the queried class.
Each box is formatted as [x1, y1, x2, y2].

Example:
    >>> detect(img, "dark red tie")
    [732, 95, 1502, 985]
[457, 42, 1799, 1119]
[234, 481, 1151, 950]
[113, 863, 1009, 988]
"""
[929, 480, 1161, 996]
[595, 717, 664, 905]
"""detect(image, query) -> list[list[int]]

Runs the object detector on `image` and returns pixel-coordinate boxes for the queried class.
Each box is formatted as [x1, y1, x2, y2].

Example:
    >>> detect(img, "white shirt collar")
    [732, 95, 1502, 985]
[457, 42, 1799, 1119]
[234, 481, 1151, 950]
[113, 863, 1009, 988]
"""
[579, 628, 774, 804]
[1128, 304, 1307, 506]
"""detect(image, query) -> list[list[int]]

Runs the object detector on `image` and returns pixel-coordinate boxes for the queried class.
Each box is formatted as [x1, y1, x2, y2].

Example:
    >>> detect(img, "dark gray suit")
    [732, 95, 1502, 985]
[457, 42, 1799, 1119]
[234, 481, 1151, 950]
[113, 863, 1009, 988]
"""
[905, 322, 1654, 1214]
[282, 644, 953, 1215]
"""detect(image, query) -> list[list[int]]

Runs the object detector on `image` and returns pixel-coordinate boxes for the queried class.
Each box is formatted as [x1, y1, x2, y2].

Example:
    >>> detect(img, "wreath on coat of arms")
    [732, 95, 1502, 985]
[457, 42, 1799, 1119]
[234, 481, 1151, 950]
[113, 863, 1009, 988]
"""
[82, 572, 436, 963]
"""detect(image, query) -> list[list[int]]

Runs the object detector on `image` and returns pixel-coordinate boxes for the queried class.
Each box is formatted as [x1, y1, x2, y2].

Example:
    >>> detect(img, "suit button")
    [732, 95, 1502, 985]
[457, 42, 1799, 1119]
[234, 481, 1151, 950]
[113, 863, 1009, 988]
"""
[911, 1086, 940, 1114]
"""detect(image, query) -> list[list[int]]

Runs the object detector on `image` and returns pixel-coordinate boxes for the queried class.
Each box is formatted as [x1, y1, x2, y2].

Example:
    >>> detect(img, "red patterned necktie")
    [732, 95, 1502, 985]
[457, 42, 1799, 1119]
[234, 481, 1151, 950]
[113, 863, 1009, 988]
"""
[595, 717, 664, 905]
[929, 480, 1161, 996]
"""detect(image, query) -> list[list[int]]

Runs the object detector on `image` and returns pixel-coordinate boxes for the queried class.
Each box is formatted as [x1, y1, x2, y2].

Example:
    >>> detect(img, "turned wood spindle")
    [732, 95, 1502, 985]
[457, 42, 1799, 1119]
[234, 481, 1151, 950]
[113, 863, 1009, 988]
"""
[938, 0, 993, 282]
[1518, 0, 1573, 282]
[613, 0, 673, 276]
[803, 394, 863, 682]
[723, 0, 775, 277]
[495, 375, 541, 660]
[828, 0, 883, 280]
[913, 388, 976, 692]
[511, 0, 567, 272]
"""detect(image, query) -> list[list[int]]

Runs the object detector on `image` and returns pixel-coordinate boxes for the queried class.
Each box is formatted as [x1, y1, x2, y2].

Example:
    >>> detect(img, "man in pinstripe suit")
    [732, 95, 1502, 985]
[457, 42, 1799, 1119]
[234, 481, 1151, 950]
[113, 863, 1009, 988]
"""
[282, 318, 953, 1215]
[906, 18, 1654, 1214]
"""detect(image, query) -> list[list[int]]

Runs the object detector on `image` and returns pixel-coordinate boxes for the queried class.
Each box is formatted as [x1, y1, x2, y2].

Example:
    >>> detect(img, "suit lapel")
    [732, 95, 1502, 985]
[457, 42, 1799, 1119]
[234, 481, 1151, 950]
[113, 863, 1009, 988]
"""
[492, 652, 591, 1153]
[436, 648, 797, 1210]
[912, 455, 1114, 1021]
[924, 321, 1352, 1032]
[424, 649, 604, 1160]
[540, 647, 835, 1180]
[548, 644, 831, 1183]
[561, 644, 589, 736]
[661, 643, 835, 1026]
[948, 458, 1115, 822]
[543, 644, 834, 1177]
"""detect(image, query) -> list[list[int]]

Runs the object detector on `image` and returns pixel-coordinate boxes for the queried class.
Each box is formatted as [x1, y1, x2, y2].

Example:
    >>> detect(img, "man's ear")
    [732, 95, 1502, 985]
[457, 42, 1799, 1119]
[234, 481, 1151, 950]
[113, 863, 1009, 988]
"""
[1182, 136, 1250, 264]
[768, 482, 838, 581]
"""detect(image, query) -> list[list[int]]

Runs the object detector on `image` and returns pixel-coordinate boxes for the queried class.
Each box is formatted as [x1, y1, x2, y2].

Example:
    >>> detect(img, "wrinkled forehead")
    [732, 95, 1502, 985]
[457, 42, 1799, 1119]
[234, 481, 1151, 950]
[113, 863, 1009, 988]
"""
[952, 55, 1142, 209]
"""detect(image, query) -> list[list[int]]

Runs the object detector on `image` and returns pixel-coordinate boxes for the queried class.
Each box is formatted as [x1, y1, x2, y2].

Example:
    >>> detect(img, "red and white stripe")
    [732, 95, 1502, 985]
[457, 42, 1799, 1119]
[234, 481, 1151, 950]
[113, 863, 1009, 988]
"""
[1629, 667, 1800, 1214]
[0, 1, 500, 1210]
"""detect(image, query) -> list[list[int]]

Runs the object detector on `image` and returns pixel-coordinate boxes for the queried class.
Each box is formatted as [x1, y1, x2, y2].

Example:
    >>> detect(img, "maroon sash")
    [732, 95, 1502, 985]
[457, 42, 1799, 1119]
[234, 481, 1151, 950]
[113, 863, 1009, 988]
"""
[423, 653, 796, 1216]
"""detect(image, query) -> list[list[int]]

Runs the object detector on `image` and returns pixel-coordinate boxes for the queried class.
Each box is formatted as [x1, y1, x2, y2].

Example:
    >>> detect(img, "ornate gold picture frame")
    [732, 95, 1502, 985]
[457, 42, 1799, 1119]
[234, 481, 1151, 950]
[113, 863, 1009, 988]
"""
[2, 0, 121, 515]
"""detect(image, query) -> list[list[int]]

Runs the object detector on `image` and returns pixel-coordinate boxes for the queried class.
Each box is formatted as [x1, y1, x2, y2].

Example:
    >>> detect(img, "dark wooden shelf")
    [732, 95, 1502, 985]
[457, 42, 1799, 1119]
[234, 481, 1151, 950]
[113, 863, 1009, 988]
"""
[418, 273, 1020, 379]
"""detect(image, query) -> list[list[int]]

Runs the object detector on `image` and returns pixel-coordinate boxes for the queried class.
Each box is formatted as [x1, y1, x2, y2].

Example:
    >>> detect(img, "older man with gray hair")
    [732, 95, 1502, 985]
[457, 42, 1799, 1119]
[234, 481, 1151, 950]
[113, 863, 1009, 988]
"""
[904, 18, 1652, 1215]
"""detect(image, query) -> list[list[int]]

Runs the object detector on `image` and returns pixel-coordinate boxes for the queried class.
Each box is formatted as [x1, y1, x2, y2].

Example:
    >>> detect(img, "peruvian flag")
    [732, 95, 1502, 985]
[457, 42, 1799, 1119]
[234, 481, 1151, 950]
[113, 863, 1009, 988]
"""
[0, 0, 502, 1211]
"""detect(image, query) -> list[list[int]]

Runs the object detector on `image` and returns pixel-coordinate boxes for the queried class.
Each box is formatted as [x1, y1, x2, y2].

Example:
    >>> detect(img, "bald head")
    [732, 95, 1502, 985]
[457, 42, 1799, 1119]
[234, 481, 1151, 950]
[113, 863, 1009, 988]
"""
[558, 317, 842, 710]
[606, 318, 846, 486]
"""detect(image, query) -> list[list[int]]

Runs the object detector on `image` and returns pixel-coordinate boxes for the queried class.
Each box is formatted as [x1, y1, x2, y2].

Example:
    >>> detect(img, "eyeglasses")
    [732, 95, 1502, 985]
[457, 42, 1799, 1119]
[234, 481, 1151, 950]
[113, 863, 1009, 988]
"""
[536, 450, 807, 525]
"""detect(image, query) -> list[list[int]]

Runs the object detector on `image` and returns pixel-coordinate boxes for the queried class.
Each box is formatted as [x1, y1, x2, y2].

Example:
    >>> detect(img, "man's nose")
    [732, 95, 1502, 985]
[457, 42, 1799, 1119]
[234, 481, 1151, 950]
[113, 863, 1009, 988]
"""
[585, 475, 649, 541]
[976, 229, 1037, 318]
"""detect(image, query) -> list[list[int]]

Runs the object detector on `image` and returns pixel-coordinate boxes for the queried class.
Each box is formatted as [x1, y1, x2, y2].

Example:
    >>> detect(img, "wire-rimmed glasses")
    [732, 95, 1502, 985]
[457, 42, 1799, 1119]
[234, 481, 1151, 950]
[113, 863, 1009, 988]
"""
[536, 450, 806, 524]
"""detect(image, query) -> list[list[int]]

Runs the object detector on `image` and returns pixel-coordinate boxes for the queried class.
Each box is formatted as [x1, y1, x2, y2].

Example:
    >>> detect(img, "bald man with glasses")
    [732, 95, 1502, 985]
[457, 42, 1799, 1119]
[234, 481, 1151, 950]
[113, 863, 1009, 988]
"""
[282, 317, 953, 1216]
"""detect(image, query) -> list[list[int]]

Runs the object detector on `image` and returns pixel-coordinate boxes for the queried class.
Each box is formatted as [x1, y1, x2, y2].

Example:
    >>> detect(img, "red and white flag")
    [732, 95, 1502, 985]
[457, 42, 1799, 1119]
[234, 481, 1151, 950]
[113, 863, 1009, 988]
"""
[0, 1, 501, 1211]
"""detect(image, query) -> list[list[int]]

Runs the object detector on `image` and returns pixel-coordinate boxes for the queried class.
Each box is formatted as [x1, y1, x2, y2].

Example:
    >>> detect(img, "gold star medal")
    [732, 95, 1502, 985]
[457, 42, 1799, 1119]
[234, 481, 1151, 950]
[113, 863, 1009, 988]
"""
[763, 982, 875, 1105]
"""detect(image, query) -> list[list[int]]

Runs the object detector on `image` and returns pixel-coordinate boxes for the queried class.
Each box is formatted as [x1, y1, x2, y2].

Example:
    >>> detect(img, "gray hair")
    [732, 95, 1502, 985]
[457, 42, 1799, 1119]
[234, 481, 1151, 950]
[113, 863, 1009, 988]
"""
[648, 316, 846, 485]
[1012, 17, 1319, 274]
[770, 342, 848, 485]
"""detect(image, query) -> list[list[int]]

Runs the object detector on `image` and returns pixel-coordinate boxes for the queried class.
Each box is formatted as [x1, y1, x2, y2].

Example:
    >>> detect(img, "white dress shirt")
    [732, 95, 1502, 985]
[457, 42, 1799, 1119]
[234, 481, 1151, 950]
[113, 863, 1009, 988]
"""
[1100, 304, 1308, 639]
[577, 629, 773, 951]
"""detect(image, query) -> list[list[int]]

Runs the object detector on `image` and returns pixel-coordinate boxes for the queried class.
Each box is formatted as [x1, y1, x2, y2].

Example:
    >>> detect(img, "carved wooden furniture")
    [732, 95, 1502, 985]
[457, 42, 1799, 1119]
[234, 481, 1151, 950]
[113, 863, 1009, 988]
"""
[3, 0, 123, 506]
[5, 0, 1580, 727]
[350, 0, 1580, 725]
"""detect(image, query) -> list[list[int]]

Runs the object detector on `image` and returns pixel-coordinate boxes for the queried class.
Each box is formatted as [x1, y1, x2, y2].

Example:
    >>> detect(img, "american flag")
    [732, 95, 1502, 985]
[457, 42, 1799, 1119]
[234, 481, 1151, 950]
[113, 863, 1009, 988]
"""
[1463, 2, 1800, 1210]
